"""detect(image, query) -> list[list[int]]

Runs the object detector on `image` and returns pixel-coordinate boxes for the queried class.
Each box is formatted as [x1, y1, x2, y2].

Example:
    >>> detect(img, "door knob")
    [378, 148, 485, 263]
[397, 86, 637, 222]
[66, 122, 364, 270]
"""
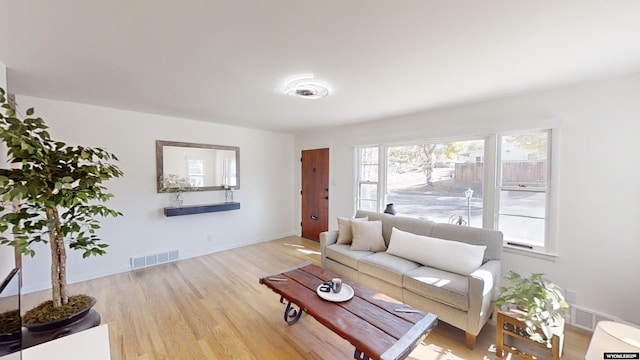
[310, 215, 318, 220]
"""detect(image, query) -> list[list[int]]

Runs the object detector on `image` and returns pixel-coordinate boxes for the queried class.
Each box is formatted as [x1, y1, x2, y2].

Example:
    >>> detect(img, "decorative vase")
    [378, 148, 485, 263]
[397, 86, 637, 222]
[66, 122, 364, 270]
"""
[171, 192, 183, 207]
[225, 187, 234, 203]
[383, 203, 396, 215]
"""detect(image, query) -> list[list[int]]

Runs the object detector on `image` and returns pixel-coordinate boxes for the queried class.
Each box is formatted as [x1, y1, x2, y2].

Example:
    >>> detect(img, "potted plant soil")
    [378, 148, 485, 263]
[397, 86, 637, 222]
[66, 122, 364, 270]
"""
[493, 271, 569, 347]
[0, 88, 123, 331]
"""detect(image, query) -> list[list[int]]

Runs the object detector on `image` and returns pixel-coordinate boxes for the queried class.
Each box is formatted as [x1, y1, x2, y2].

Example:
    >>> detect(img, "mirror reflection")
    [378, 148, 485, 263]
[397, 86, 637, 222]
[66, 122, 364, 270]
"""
[0, 268, 21, 358]
[156, 140, 240, 192]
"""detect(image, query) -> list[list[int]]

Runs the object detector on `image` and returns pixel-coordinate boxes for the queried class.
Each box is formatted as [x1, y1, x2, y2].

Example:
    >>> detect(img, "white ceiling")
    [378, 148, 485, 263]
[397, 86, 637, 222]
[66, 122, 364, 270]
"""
[2, 1, 640, 133]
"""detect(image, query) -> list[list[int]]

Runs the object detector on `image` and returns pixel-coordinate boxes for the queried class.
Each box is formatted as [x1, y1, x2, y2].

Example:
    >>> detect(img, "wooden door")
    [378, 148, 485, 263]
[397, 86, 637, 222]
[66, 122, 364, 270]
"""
[301, 148, 329, 241]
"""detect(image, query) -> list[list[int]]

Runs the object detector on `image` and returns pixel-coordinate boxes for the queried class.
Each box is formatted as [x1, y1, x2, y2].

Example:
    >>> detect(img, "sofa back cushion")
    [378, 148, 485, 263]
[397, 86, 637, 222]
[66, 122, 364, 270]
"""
[354, 210, 502, 262]
[387, 227, 486, 275]
[355, 210, 435, 246]
[431, 223, 503, 262]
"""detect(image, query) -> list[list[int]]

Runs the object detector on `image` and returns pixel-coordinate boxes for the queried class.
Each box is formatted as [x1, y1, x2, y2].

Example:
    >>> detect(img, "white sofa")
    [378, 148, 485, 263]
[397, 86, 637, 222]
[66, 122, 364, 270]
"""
[320, 210, 503, 349]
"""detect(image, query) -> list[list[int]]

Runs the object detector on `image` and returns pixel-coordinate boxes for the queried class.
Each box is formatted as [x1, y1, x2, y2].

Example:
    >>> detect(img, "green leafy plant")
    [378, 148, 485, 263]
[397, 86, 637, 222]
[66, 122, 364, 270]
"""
[493, 271, 569, 347]
[0, 88, 123, 315]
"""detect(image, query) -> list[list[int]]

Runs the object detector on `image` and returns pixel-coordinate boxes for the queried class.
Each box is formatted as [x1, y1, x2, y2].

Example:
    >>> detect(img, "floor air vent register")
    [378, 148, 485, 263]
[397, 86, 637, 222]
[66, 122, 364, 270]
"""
[131, 250, 179, 270]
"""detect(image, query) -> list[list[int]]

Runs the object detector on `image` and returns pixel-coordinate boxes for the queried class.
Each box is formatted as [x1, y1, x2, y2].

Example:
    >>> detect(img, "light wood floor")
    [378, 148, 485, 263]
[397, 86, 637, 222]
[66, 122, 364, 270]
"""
[22, 236, 592, 359]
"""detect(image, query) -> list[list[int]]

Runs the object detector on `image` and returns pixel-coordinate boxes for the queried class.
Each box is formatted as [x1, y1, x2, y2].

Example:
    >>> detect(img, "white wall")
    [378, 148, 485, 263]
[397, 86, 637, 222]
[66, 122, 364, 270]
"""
[295, 73, 640, 325]
[0, 60, 5, 89]
[12, 95, 296, 292]
[0, 60, 15, 279]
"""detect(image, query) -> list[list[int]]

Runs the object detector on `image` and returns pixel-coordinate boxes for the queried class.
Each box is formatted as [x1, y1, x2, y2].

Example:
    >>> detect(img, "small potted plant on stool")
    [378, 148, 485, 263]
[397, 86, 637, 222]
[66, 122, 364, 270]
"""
[493, 271, 569, 358]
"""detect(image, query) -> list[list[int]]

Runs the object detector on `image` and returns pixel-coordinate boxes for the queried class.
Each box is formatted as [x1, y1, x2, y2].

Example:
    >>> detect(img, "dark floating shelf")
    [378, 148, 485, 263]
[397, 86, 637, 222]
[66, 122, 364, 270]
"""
[164, 202, 240, 217]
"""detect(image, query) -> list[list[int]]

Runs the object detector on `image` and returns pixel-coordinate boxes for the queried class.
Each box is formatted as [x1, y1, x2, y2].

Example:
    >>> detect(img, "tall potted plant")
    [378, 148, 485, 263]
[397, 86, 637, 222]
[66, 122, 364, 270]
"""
[0, 88, 123, 327]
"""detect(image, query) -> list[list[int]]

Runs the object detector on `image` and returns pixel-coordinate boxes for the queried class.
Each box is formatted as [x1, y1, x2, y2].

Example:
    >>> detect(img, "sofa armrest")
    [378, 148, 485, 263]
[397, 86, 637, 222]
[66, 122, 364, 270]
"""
[467, 260, 501, 335]
[320, 230, 338, 248]
[319, 230, 338, 268]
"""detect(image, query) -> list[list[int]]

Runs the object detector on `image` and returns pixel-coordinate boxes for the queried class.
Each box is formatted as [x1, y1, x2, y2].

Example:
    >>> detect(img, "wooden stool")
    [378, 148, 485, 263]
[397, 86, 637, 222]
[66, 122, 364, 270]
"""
[496, 309, 564, 360]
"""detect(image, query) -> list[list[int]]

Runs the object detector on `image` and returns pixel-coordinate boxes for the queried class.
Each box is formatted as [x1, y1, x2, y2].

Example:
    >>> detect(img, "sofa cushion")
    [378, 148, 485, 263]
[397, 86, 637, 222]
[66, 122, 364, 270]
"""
[431, 222, 503, 262]
[336, 216, 369, 245]
[358, 252, 421, 285]
[383, 215, 436, 246]
[325, 244, 373, 269]
[355, 210, 436, 246]
[403, 266, 469, 311]
[387, 227, 486, 275]
[350, 220, 387, 252]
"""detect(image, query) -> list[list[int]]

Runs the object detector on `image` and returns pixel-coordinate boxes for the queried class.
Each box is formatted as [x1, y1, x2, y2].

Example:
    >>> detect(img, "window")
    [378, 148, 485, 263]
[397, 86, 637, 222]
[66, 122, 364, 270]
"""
[496, 131, 550, 250]
[355, 129, 554, 253]
[187, 159, 204, 187]
[356, 147, 379, 211]
[385, 139, 485, 226]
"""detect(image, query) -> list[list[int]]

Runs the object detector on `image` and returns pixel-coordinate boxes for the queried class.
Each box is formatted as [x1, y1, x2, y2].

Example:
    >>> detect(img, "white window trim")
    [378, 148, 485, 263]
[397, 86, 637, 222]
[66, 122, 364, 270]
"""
[378, 145, 387, 212]
[504, 244, 558, 261]
[483, 134, 497, 230]
[547, 127, 561, 255]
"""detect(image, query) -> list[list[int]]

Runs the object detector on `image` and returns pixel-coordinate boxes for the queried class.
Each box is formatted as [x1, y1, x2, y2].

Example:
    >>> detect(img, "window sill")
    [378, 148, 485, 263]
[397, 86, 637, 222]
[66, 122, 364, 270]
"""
[503, 244, 558, 261]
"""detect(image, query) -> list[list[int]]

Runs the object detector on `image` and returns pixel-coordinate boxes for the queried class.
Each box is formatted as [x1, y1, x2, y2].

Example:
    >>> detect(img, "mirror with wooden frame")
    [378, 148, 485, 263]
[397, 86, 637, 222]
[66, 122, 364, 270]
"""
[156, 140, 240, 192]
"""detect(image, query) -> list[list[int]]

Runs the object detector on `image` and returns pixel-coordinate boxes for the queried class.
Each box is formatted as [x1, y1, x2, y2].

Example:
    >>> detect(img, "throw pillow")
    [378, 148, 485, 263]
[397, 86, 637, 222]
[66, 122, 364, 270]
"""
[386, 227, 486, 275]
[350, 220, 386, 252]
[336, 216, 368, 245]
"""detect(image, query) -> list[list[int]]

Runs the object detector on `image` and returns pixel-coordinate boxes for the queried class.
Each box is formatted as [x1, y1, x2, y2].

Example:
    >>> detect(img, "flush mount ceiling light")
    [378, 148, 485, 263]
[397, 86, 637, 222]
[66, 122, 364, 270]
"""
[276, 74, 330, 99]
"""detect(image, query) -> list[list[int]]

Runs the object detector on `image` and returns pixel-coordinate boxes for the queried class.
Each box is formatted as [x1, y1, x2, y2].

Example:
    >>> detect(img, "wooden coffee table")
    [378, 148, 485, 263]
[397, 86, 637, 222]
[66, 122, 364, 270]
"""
[259, 261, 437, 360]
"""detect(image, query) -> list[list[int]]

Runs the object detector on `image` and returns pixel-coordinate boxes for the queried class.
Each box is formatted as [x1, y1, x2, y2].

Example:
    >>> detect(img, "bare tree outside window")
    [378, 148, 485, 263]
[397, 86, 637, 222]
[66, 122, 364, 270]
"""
[388, 143, 461, 186]
[385, 140, 484, 225]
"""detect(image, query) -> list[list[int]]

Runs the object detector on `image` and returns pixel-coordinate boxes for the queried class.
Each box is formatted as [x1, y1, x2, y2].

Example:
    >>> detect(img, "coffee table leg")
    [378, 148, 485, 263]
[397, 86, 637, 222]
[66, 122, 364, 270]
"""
[354, 349, 370, 360]
[280, 296, 303, 325]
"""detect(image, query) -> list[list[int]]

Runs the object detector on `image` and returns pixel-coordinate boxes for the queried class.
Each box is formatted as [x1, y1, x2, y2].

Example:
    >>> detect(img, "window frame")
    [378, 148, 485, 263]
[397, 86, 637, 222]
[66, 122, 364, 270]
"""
[383, 137, 488, 226]
[355, 146, 382, 212]
[495, 129, 553, 253]
[354, 129, 556, 255]
[186, 159, 205, 187]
